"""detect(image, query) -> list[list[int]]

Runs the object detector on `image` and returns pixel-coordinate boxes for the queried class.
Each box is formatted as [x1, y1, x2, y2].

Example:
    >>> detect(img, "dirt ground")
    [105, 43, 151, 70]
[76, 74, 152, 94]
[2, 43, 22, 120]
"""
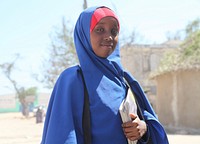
[0, 113, 200, 144]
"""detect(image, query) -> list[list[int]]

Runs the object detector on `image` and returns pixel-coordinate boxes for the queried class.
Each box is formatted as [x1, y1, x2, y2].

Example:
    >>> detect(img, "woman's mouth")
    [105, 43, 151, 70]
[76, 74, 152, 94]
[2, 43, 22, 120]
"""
[101, 43, 113, 49]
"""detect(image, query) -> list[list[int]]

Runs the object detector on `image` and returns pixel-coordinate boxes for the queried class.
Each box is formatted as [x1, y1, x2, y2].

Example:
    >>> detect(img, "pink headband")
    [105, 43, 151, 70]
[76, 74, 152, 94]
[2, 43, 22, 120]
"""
[90, 7, 120, 32]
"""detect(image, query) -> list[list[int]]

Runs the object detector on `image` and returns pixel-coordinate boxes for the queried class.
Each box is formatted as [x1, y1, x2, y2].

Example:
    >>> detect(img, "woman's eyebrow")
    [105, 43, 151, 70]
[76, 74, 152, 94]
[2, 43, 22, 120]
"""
[96, 22, 118, 27]
[96, 21, 105, 25]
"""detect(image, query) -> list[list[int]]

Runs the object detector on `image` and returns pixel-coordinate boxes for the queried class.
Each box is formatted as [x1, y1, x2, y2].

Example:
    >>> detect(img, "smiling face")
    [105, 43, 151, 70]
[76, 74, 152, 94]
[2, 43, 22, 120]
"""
[90, 16, 119, 58]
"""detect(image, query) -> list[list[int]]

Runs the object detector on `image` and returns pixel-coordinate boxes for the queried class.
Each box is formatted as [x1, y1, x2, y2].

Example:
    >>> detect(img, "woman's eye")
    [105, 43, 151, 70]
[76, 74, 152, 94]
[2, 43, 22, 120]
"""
[96, 28, 104, 33]
[111, 29, 118, 36]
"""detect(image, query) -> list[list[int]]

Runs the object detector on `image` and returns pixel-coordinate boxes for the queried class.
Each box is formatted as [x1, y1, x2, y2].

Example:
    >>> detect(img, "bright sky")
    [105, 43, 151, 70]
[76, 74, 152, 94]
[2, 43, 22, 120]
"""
[0, 0, 200, 95]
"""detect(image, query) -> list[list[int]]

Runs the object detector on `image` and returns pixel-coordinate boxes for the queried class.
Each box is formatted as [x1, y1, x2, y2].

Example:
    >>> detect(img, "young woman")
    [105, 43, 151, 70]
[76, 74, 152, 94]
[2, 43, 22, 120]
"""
[41, 6, 169, 144]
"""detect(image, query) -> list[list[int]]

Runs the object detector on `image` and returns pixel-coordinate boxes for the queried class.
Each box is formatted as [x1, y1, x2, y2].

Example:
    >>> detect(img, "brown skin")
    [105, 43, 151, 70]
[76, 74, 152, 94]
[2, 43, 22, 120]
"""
[122, 113, 147, 141]
[90, 16, 119, 58]
[90, 16, 147, 141]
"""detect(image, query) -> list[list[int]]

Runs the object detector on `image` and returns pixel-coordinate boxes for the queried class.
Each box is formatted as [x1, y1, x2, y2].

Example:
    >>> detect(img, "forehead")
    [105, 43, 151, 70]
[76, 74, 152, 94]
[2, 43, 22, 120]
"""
[95, 16, 119, 26]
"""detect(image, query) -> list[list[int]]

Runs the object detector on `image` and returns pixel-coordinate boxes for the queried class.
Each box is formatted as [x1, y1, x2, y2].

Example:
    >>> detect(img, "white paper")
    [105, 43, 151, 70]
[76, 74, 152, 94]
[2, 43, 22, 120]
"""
[119, 89, 137, 144]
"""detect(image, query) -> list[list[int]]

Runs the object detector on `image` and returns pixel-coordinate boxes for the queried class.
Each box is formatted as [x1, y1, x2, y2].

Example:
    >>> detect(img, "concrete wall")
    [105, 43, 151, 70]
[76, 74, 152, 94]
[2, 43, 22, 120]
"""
[0, 94, 20, 112]
[0, 92, 50, 113]
[120, 43, 179, 108]
[37, 92, 50, 107]
[121, 44, 177, 86]
[155, 70, 200, 130]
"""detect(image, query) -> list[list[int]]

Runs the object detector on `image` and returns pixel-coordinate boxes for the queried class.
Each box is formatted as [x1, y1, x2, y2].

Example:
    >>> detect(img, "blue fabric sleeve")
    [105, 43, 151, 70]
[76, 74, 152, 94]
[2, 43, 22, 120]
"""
[41, 66, 84, 144]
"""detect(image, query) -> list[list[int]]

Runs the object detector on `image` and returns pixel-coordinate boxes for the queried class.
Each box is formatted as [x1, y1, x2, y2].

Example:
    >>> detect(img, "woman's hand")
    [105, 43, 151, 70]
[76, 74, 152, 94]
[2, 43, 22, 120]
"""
[122, 113, 147, 141]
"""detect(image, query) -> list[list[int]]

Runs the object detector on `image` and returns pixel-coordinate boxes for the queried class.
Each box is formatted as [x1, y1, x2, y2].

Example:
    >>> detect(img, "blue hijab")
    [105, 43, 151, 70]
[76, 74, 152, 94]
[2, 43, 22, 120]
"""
[74, 6, 124, 96]
[41, 6, 169, 144]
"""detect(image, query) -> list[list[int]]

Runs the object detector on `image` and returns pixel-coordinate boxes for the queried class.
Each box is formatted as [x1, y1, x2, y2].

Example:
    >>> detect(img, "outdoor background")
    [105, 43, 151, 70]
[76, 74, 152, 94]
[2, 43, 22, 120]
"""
[1, 0, 200, 143]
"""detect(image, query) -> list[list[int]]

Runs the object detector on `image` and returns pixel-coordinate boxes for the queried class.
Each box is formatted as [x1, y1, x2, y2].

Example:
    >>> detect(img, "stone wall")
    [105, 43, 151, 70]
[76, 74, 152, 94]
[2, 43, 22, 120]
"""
[154, 70, 200, 131]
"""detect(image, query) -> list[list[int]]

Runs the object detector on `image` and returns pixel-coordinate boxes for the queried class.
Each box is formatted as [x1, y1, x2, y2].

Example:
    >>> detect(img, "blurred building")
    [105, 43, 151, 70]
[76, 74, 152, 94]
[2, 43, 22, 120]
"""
[153, 69, 200, 133]
[120, 40, 181, 109]
[0, 94, 19, 113]
[0, 92, 50, 113]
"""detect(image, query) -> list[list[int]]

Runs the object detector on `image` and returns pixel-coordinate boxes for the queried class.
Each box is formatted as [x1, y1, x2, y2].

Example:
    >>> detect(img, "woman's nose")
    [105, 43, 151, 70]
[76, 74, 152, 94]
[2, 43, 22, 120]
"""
[104, 35, 113, 41]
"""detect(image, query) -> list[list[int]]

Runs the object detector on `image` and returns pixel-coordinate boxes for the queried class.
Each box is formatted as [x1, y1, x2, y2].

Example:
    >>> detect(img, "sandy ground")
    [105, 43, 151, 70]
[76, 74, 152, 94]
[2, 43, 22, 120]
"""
[0, 113, 200, 144]
[0, 113, 43, 144]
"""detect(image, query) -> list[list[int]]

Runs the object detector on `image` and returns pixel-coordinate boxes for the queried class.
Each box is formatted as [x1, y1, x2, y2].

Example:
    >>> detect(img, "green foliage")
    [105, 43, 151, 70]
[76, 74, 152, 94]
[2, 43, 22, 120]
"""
[18, 87, 37, 101]
[155, 18, 200, 75]
[185, 18, 200, 36]
[181, 30, 200, 62]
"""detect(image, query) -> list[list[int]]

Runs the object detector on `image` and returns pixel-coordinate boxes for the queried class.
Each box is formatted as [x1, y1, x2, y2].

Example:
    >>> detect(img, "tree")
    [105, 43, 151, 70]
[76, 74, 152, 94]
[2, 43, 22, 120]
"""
[120, 30, 139, 46]
[37, 17, 78, 89]
[18, 87, 37, 117]
[0, 54, 37, 117]
[120, 29, 145, 48]
[166, 30, 183, 41]
[181, 18, 200, 63]
[35, 1, 88, 89]
[155, 18, 200, 74]
[185, 18, 200, 36]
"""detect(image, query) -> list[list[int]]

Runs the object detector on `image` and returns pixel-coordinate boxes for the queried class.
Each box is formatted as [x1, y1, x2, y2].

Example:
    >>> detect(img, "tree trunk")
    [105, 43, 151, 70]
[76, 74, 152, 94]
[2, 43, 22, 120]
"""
[21, 102, 29, 118]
